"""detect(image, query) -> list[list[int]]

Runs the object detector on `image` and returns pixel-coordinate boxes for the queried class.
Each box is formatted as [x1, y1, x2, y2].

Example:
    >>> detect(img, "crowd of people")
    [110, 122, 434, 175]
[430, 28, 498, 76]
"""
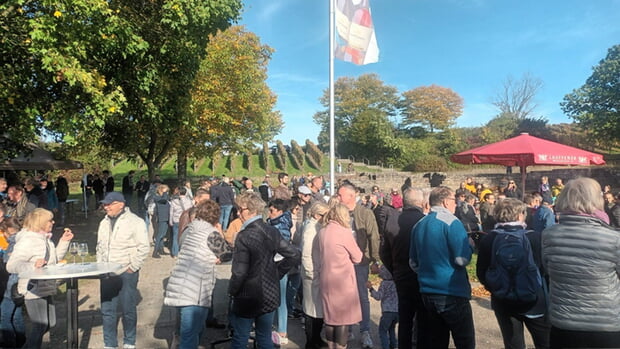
[1, 170, 620, 349]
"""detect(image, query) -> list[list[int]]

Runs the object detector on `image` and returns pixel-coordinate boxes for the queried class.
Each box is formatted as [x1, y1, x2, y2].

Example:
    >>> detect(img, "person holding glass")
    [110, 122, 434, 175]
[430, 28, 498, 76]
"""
[6, 208, 74, 349]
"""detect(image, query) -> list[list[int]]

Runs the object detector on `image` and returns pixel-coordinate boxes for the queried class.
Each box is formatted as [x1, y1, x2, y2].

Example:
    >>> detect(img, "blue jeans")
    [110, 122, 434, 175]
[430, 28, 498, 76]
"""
[354, 264, 371, 332]
[379, 312, 398, 349]
[276, 274, 288, 333]
[171, 223, 180, 257]
[101, 271, 139, 348]
[1, 275, 25, 347]
[286, 273, 301, 314]
[219, 205, 233, 231]
[231, 311, 275, 349]
[155, 220, 169, 254]
[420, 294, 475, 349]
[178, 306, 209, 349]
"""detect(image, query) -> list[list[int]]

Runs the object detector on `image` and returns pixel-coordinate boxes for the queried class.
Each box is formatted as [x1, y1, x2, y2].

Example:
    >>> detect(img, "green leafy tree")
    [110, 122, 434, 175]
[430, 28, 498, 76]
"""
[401, 84, 464, 133]
[0, 0, 243, 178]
[561, 45, 620, 144]
[313, 73, 400, 162]
[0, 1, 131, 160]
[480, 113, 520, 144]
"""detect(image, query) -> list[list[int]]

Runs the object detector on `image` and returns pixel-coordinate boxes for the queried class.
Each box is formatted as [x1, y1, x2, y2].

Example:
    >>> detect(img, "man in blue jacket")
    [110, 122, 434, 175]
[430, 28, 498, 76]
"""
[410, 186, 475, 349]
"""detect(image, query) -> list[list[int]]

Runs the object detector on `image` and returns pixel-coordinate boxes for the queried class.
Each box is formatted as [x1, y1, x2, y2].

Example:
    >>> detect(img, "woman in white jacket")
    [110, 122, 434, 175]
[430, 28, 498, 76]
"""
[7, 208, 73, 349]
[301, 202, 329, 349]
[164, 200, 231, 349]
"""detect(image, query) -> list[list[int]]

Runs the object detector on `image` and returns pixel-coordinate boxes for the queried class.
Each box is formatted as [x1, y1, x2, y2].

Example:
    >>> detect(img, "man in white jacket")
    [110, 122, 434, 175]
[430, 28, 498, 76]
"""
[97, 192, 149, 349]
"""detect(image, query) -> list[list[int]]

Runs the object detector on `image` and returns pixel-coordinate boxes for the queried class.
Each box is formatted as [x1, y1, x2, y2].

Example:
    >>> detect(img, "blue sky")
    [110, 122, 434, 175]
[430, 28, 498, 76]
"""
[239, 0, 620, 144]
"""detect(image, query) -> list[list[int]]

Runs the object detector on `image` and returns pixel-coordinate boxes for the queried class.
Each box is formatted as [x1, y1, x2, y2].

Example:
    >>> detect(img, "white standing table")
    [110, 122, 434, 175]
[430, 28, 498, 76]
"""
[19, 262, 124, 349]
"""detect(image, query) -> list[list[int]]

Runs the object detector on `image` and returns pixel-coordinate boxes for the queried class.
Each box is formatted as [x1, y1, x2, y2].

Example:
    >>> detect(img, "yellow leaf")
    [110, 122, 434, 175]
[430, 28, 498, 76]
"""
[108, 106, 116, 113]
[8, 97, 14, 105]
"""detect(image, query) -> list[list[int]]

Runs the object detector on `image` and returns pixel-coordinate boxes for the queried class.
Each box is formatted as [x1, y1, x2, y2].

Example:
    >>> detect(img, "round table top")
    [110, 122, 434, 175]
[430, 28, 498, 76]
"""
[19, 262, 124, 280]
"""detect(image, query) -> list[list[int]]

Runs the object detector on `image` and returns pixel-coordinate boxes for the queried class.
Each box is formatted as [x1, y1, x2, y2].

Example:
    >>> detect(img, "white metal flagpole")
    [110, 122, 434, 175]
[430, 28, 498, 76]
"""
[329, 0, 336, 196]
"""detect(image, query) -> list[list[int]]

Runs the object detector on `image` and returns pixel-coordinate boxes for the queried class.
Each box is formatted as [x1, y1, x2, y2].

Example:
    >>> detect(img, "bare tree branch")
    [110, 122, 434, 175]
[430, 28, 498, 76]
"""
[492, 73, 543, 119]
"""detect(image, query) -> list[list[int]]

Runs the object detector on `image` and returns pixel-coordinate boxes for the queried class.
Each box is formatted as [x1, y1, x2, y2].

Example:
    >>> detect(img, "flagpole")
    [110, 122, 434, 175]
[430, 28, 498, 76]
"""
[329, 0, 336, 196]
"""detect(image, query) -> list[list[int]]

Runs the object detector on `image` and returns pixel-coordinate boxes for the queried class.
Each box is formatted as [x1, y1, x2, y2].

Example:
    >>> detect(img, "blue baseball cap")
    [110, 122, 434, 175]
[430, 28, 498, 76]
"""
[100, 192, 125, 204]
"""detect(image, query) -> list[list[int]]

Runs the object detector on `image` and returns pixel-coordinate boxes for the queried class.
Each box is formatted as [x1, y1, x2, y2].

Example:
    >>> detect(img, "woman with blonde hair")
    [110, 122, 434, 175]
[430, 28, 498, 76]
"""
[542, 177, 620, 348]
[7, 208, 73, 348]
[319, 203, 363, 349]
[301, 202, 329, 349]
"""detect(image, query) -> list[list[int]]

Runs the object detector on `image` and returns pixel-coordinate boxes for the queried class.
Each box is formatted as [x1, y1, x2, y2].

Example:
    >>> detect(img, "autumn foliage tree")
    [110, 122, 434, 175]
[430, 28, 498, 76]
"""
[401, 85, 464, 133]
[180, 25, 282, 178]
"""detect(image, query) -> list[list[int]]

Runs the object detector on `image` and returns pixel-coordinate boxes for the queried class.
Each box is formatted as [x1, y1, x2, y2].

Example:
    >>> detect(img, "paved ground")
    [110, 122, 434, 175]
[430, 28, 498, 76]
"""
[32, 209, 534, 348]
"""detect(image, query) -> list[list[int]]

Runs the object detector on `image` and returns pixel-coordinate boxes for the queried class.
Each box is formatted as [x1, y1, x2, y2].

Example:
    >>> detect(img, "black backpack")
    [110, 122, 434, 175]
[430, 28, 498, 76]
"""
[485, 229, 542, 304]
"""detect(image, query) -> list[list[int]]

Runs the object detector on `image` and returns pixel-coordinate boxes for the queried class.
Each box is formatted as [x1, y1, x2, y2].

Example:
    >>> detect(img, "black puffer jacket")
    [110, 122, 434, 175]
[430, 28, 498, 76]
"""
[229, 218, 300, 318]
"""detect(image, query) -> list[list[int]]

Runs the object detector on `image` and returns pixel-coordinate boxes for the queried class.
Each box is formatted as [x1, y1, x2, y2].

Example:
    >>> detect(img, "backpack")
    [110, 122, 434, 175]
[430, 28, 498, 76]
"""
[485, 229, 542, 305]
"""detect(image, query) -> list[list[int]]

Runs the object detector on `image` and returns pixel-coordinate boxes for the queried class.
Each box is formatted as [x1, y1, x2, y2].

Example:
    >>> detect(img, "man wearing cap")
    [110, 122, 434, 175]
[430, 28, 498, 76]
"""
[97, 192, 149, 349]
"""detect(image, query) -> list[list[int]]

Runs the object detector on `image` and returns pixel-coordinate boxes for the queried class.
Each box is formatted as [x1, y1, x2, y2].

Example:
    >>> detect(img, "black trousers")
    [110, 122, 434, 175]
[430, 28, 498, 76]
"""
[550, 326, 620, 349]
[395, 277, 422, 349]
[493, 306, 550, 349]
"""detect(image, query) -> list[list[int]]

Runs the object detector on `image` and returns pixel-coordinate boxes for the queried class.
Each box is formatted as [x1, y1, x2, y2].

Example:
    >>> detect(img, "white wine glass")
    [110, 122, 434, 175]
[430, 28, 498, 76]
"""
[78, 242, 88, 264]
[69, 242, 79, 264]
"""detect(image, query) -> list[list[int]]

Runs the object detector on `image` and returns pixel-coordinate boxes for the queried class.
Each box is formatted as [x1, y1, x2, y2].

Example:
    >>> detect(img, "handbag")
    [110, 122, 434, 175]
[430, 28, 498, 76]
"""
[10, 283, 24, 307]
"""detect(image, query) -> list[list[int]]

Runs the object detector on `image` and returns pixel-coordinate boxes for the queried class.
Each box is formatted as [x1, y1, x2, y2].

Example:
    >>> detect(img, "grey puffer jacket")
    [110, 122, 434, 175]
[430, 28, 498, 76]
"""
[542, 214, 620, 331]
[164, 219, 217, 307]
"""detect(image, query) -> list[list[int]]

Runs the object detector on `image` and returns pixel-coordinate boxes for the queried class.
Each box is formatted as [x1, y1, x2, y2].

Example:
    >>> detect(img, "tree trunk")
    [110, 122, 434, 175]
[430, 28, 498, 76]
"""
[177, 149, 187, 180]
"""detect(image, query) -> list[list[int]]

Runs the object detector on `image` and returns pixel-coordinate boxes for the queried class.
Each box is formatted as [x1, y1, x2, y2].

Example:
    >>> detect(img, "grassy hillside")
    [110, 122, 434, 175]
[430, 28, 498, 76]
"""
[106, 152, 332, 187]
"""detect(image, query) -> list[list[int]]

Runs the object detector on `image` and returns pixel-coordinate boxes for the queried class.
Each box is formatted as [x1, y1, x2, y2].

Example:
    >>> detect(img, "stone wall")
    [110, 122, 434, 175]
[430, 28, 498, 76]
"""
[336, 166, 620, 195]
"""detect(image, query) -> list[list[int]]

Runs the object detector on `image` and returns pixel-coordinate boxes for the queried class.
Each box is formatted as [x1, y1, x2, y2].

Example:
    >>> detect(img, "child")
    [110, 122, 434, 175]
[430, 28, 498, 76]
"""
[0, 217, 26, 348]
[367, 265, 399, 349]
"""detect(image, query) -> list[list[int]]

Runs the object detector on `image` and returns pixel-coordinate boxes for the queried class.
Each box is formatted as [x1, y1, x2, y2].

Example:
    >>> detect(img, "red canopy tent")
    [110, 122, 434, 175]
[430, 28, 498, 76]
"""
[450, 133, 606, 195]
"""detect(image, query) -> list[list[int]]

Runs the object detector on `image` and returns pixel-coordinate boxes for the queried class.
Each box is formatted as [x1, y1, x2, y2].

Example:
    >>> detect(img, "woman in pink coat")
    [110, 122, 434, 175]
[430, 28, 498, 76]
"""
[319, 203, 363, 348]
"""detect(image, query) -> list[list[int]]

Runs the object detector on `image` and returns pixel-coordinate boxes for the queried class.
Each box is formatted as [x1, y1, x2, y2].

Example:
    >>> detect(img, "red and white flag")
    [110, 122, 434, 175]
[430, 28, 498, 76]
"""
[335, 0, 379, 65]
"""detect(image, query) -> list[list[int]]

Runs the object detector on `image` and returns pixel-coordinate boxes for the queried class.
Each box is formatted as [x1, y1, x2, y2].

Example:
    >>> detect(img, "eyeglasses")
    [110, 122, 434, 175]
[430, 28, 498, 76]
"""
[238, 207, 248, 212]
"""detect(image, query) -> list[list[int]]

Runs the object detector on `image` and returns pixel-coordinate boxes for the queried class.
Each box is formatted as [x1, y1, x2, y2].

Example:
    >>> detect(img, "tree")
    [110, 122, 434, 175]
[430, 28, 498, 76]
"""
[180, 25, 282, 178]
[0, 1, 131, 160]
[492, 73, 543, 120]
[561, 45, 620, 144]
[313, 73, 400, 162]
[401, 84, 463, 133]
[0, 0, 243, 178]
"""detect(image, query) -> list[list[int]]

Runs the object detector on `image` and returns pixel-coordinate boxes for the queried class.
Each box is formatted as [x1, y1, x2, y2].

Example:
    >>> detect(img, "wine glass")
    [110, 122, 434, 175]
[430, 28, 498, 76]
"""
[69, 242, 79, 264]
[78, 243, 89, 264]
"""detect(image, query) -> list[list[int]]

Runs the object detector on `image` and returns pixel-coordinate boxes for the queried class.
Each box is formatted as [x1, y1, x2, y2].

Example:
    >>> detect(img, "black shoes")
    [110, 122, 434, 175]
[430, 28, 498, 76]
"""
[206, 319, 227, 329]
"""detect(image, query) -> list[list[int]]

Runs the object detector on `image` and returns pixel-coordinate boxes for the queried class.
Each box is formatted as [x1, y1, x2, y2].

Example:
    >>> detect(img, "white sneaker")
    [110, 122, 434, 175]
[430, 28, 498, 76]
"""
[123, 345, 136, 349]
[271, 331, 289, 346]
[361, 331, 373, 348]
